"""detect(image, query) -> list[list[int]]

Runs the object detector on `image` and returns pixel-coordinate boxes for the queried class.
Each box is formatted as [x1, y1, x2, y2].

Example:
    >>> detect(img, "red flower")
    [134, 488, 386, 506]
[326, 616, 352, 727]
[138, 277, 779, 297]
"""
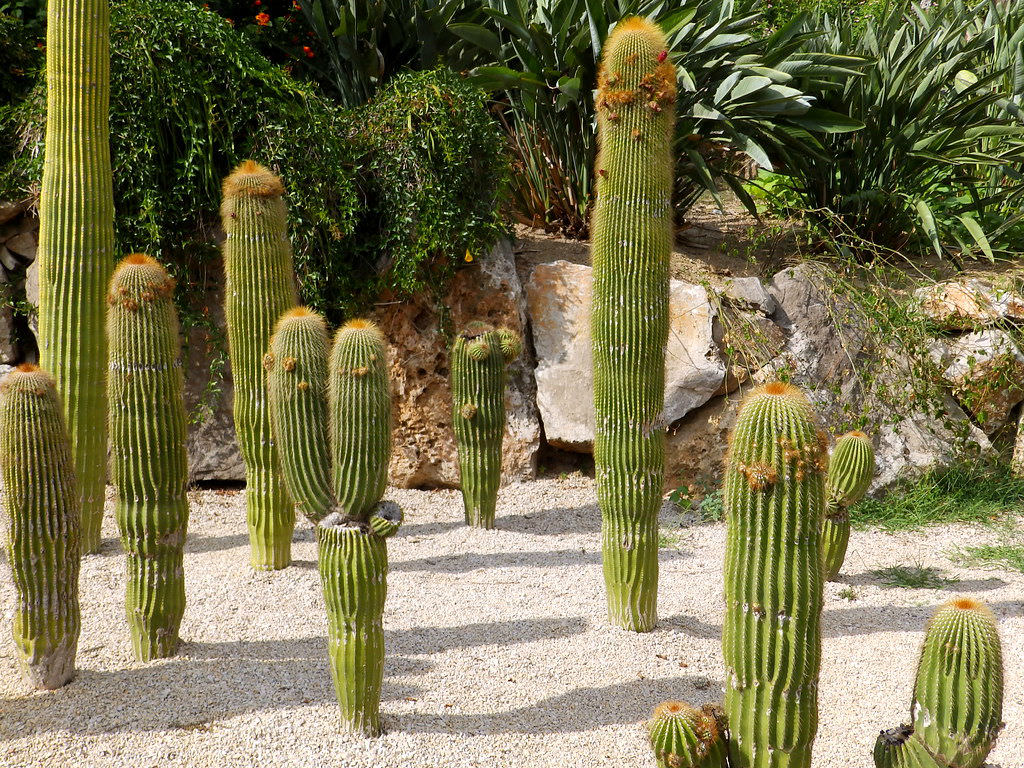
[293, 1, 302, 9]
[657, 50, 667, 62]
[302, 45, 314, 58]
[255, 12, 270, 25]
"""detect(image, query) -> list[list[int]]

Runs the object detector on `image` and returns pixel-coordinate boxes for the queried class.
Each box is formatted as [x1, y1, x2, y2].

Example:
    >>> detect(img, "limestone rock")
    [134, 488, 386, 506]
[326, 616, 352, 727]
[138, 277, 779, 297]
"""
[916, 278, 1024, 329]
[930, 329, 1024, 434]
[0, 304, 18, 364]
[374, 239, 540, 488]
[525, 260, 724, 451]
[721, 276, 776, 315]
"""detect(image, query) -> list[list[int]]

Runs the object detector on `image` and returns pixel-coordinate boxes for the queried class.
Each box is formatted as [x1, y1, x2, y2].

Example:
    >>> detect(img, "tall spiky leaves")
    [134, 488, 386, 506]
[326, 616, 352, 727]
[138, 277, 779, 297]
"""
[221, 161, 299, 569]
[37, 0, 116, 554]
[591, 17, 675, 632]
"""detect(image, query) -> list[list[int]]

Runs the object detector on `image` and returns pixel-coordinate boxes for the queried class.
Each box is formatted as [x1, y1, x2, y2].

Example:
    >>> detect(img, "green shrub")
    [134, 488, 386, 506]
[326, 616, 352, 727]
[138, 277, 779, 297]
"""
[346, 68, 508, 310]
[0, 2, 507, 325]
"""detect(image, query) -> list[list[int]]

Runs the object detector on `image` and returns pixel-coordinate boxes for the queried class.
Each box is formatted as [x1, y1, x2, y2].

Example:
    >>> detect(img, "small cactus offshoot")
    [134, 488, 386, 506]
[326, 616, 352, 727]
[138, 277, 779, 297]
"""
[822, 430, 874, 581]
[450, 321, 521, 528]
[648, 700, 729, 767]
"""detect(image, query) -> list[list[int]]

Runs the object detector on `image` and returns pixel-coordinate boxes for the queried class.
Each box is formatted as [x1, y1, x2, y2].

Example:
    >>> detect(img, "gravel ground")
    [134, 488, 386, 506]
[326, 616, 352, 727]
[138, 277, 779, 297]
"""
[1, 474, 1021, 768]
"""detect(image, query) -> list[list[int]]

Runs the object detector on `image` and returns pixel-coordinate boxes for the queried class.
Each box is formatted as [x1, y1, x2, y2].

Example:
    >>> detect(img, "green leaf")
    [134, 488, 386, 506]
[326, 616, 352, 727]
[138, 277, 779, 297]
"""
[914, 200, 944, 258]
[957, 214, 994, 262]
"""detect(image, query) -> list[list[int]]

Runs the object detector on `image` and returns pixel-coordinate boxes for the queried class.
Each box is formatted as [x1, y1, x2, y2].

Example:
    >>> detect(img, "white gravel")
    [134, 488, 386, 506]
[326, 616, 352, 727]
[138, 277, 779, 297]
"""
[1, 474, 1021, 767]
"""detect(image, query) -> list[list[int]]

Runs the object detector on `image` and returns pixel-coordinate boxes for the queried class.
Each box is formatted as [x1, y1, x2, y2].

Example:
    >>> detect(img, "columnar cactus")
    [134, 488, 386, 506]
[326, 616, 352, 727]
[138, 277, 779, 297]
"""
[722, 381, 827, 768]
[648, 701, 729, 768]
[37, 0, 116, 554]
[221, 160, 299, 569]
[590, 16, 675, 632]
[873, 598, 1004, 768]
[450, 322, 522, 528]
[107, 255, 189, 661]
[0, 365, 81, 689]
[821, 430, 874, 580]
[267, 314, 400, 735]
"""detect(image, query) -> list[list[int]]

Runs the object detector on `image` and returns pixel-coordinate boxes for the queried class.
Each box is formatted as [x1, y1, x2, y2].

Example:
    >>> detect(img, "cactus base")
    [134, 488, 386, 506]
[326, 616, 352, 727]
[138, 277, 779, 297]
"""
[821, 507, 850, 582]
[247, 482, 295, 570]
[602, 514, 658, 632]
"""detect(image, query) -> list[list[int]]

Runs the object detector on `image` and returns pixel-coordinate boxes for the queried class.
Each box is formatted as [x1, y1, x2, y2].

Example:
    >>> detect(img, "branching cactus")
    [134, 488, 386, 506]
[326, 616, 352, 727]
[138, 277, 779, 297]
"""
[267, 314, 400, 735]
[107, 255, 189, 661]
[221, 160, 299, 569]
[873, 599, 1004, 768]
[591, 16, 675, 632]
[821, 430, 874, 581]
[722, 381, 827, 768]
[648, 701, 729, 768]
[450, 322, 522, 528]
[37, 0, 116, 554]
[0, 365, 81, 689]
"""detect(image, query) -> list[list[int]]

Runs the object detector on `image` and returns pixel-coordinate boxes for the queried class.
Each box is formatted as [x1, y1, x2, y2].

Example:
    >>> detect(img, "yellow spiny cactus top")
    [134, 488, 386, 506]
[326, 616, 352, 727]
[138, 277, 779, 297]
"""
[222, 159, 286, 200]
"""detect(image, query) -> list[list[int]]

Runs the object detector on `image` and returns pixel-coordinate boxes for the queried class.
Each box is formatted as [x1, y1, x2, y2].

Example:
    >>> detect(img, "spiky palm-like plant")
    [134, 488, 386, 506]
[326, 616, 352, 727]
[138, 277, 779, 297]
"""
[591, 16, 676, 632]
[722, 381, 828, 768]
[221, 160, 299, 569]
[36, 0, 116, 554]
[450, 322, 522, 529]
[267, 312, 399, 736]
[107, 254, 189, 661]
[0, 364, 81, 689]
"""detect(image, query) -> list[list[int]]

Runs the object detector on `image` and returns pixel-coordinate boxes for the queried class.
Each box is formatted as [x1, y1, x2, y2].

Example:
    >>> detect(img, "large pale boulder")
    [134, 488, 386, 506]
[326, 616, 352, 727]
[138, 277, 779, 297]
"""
[916, 278, 1024, 329]
[525, 260, 724, 451]
[930, 329, 1024, 434]
[373, 240, 540, 488]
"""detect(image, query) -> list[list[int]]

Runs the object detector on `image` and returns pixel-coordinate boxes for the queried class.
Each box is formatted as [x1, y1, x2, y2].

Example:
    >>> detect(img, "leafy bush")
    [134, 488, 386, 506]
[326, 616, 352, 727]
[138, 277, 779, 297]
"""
[457, 0, 863, 236]
[1, 1, 507, 323]
[747, 0, 891, 31]
[345, 68, 509, 309]
[756, 1, 1024, 261]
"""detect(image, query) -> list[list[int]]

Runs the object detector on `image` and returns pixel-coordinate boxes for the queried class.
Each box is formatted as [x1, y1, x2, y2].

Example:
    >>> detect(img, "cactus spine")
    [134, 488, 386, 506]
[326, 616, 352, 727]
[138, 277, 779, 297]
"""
[37, 0, 116, 554]
[648, 701, 729, 768]
[267, 315, 399, 734]
[221, 160, 299, 569]
[107, 255, 189, 661]
[0, 365, 81, 688]
[722, 382, 827, 768]
[822, 430, 874, 580]
[450, 323, 521, 528]
[591, 17, 675, 632]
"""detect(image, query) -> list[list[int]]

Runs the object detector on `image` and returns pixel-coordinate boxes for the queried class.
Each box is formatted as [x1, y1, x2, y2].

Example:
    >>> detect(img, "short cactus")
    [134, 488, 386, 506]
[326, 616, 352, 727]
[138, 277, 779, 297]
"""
[0, 365, 81, 689]
[591, 16, 676, 632]
[221, 160, 299, 569]
[267, 314, 399, 734]
[722, 381, 827, 768]
[821, 430, 874, 581]
[107, 255, 189, 661]
[450, 322, 520, 528]
[873, 598, 1003, 768]
[648, 701, 729, 768]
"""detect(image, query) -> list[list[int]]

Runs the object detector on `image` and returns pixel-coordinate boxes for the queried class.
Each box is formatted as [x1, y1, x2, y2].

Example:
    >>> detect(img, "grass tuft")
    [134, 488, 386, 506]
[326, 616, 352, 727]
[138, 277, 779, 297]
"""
[851, 462, 1024, 531]
[870, 564, 958, 590]
[954, 544, 1024, 573]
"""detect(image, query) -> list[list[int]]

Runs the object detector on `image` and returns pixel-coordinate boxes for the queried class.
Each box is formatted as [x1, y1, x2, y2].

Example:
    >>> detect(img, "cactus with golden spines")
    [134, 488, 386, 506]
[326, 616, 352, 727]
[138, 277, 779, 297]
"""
[221, 160, 299, 569]
[874, 598, 1003, 768]
[0, 365, 81, 689]
[267, 314, 399, 735]
[722, 381, 828, 768]
[107, 255, 189, 661]
[591, 16, 676, 632]
[450, 322, 521, 529]
[36, 0, 116, 555]
[648, 701, 729, 768]
[822, 430, 874, 581]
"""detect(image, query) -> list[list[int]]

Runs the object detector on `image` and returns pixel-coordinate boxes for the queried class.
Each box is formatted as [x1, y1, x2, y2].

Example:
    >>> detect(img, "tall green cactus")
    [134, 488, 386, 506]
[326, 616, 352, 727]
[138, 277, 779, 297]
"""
[648, 701, 729, 768]
[0, 365, 81, 689]
[267, 314, 400, 735]
[873, 598, 1003, 768]
[221, 160, 299, 569]
[37, 0, 116, 555]
[107, 255, 189, 661]
[722, 381, 827, 768]
[450, 322, 522, 528]
[822, 430, 874, 581]
[591, 16, 676, 632]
